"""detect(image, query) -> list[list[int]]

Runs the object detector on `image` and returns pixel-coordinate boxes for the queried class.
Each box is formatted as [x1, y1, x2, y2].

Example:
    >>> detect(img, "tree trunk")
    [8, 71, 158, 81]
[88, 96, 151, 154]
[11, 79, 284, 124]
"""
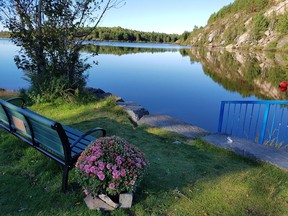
[36, 0, 45, 76]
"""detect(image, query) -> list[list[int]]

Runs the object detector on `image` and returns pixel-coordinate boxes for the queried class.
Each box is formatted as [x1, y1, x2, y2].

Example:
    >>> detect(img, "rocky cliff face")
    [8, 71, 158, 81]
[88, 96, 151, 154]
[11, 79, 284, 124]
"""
[189, 0, 288, 50]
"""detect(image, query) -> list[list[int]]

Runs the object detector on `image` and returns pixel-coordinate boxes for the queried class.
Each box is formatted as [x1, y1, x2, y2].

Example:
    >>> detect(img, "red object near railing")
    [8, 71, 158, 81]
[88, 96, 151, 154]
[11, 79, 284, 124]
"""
[279, 81, 288, 92]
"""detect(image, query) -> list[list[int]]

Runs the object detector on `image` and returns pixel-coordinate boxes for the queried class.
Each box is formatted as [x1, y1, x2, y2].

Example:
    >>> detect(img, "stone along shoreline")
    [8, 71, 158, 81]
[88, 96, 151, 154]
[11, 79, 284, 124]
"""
[86, 87, 209, 140]
[87, 87, 288, 171]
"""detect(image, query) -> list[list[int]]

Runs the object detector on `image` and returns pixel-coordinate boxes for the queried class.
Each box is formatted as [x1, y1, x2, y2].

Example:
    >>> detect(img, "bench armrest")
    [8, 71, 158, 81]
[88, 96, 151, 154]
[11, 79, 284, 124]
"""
[70, 127, 106, 148]
[6, 97, 26, 108]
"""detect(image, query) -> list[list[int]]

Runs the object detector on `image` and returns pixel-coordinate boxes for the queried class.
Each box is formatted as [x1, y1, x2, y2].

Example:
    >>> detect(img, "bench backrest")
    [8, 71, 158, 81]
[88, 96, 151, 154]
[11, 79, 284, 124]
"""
[0, 99, 70, 161]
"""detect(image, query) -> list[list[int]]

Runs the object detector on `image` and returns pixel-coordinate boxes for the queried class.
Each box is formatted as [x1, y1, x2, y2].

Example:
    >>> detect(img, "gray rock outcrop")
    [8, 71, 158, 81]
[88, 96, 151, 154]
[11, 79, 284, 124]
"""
[138, 114, 209, 139]
[116, 101, 149, 123]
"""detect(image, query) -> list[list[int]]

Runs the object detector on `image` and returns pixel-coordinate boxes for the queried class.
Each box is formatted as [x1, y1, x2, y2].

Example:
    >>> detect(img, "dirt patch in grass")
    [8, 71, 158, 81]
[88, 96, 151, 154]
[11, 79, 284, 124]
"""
[0, 89, 19, 99]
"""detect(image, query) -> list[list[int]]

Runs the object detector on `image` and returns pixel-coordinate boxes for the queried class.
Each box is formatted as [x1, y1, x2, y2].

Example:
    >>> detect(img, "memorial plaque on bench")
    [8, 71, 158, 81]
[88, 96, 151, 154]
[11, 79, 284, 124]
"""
[12, 116, 27, 133]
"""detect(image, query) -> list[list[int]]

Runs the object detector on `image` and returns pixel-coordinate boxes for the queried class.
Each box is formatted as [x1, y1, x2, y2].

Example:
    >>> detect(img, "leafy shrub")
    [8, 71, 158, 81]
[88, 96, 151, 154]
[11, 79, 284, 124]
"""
[27, 77, 74, 103]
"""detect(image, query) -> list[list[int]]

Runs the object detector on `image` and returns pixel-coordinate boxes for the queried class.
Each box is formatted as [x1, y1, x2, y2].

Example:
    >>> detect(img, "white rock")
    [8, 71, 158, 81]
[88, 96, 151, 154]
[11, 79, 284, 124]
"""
[98, 194, 119, 208]
[172, 140, 181, 145]
[84, 194, 116, 211]
[227, 137, 233, 144]
[237, 32, 250, 45]
[119, 193, 133, 208]
[265, 0, 288, 16]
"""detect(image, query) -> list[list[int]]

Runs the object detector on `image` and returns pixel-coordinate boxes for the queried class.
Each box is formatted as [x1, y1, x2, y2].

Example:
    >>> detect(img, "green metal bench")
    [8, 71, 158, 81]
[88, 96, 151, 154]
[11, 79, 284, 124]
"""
[0, 97, 106, 192]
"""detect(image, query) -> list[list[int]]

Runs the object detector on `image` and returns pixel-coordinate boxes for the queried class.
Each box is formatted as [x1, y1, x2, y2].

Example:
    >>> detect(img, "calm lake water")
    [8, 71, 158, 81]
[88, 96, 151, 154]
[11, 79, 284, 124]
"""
[1, 38, 287, 133]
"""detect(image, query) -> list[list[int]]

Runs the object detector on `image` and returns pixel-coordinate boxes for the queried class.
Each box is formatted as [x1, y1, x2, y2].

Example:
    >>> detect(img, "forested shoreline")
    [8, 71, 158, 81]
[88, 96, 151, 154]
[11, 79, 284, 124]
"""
[0, 26, 181, 44]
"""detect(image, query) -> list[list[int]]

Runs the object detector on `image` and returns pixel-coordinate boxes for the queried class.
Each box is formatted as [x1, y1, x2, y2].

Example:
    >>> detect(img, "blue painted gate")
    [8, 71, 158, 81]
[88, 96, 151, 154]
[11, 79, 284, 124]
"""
[218, 101, 288, 147]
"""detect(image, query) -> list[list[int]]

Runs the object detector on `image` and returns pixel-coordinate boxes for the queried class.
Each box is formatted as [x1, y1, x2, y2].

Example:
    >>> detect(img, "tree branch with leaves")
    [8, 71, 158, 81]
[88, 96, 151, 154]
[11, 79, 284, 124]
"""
[0, 0, 125, 102]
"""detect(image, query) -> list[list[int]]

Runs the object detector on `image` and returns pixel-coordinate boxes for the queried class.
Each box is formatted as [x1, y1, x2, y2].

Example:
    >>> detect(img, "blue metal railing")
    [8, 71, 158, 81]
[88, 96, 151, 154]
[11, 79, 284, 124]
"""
[218, 101, 288, 147]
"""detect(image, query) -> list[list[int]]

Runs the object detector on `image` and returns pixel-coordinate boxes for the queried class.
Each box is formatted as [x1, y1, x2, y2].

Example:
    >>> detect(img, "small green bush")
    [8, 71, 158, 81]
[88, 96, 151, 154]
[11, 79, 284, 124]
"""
[266, 40, 277, 49]
[26, 77, 74, 103]
[251, 12, 269, 41]
[223, 24, 246, 44]
[276, 12, 288, 34]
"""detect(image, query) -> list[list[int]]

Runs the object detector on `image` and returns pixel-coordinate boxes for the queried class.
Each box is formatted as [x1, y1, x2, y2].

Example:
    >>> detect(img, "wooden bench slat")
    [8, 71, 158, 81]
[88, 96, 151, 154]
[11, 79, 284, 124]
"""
[71, 148, 85, 157]
[64, 125, 98, 158]
[70, 142, 90, 156]
[68, 137, 92, 158]
[66, 131, 95, 143]
[30, 120, 63, 143]
[64, 126, 96, 142]
[68, 138, 90, 148]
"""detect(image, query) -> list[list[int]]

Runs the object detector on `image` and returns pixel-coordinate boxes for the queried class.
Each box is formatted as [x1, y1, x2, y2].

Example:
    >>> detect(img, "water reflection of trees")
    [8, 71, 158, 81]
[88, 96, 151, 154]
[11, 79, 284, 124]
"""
[187, 48, 288, 100]
[82, 44, 288, 100]
[82, 44, 180, 56]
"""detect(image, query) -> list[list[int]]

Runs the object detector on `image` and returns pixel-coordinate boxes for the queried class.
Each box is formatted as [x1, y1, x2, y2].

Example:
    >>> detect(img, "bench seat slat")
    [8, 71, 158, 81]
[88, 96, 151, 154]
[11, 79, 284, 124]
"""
[67, 136, 94, 158]
[71, 148, 85, 157]
[68, 138, 90, 149]
[64, 126, 96, 142]
[66, 131, 95, 143]
[64, 126, 103, 158]
[64, 125, 97, 158]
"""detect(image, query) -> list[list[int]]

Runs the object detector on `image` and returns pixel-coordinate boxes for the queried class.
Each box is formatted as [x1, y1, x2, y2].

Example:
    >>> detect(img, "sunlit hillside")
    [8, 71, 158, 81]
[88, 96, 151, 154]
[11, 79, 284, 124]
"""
[183, 0, 288, 51]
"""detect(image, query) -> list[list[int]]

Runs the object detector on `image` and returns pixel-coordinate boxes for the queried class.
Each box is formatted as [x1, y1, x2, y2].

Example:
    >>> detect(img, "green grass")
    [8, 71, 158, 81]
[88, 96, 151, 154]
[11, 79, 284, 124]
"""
[1, 97, 288, 215]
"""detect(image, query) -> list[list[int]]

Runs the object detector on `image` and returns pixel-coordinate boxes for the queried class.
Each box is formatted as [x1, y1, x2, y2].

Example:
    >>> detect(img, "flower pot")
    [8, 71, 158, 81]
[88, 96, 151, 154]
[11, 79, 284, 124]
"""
[76, 136, 147, 211]
[119, 192, 133, 208]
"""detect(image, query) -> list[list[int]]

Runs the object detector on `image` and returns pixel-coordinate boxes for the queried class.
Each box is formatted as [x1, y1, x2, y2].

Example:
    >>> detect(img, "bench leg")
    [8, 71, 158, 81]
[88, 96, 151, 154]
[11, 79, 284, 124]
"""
[62, 165, 69, 193]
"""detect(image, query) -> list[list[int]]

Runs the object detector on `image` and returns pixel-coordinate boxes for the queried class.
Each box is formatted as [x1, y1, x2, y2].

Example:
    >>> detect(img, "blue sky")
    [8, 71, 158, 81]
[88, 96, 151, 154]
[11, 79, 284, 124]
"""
[99, 0, 234, 34]
[0, 0, 234, 34]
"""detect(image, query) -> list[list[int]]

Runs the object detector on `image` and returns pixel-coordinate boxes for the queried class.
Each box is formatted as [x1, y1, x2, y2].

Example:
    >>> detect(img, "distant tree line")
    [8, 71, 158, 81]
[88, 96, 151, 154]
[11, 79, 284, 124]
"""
[83, 27, 180, 43]
[0, 27, 181, 44]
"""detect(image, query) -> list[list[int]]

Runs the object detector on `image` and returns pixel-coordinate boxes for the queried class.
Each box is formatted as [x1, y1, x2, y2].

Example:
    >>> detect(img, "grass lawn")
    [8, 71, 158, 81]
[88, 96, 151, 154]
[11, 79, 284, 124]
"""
[1, 95, 288, 215]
